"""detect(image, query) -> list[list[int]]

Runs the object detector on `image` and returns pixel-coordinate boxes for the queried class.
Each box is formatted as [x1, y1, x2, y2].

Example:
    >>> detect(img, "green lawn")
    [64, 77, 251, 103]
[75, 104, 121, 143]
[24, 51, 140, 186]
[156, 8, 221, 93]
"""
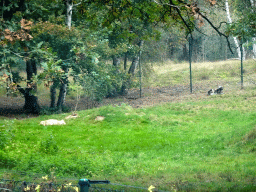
[1, 88, 256, 191]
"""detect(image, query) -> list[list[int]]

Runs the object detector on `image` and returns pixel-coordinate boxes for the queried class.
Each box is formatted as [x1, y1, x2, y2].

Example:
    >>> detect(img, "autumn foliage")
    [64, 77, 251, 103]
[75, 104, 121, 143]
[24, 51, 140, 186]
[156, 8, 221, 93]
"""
[2, 19, 33, 44]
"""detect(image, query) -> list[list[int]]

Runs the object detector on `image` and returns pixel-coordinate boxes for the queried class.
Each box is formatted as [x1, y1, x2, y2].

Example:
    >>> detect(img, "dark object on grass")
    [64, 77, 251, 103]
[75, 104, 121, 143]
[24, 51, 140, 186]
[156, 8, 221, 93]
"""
[208, 86, 224, 96]
[208, 89, 214, 95]
[17, 85, 40, 114]
[215, 86, 223, 94]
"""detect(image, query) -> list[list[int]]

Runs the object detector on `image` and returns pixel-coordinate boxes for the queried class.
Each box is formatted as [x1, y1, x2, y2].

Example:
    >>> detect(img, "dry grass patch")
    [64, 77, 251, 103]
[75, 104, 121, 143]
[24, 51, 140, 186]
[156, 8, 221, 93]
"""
[152, 60, 241, 74]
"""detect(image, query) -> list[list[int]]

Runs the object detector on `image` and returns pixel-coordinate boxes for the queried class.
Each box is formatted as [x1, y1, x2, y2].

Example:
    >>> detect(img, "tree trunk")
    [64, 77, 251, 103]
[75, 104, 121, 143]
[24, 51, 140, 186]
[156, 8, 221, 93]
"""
[50, 83, 57, 108]
[113, 56, 121, 73]
[250, 0, 256, 58]
[128, 40, 143, 75]
[17, 85, 40, 114]
[26, 58, 37, 91]
[252, 38, 256, 59]
[202, 38, 205, 62]
[57, 67, 68, 111]
[57, 82, 67, 110]
[26, 59, 36, 80]
[251, 0, 255, 6]
[225, 0, 246, 60]
[113, 56, 121, 67]
[128, 56, 139, 76]
[120, 40, 143, 95]
[66, 0, 73, 29]
[124, 52, 128, 71]
[55, 0, 73, 111]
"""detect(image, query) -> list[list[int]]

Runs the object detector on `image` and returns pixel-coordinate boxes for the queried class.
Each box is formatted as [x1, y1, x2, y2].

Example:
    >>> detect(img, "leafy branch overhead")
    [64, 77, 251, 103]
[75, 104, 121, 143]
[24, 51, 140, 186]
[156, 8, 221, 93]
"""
[150, 0, 233, 53]
[2, 19, 33, 44]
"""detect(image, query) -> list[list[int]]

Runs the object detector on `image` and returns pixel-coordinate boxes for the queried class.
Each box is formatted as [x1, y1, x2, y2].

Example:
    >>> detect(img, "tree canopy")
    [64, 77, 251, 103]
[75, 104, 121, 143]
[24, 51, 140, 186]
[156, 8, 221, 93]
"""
[0, 0, 252, 113]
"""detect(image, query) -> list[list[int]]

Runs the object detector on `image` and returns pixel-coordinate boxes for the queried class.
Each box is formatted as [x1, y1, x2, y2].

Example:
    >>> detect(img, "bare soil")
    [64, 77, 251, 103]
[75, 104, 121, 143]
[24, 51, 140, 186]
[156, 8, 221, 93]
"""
[0, 81, 240, 119]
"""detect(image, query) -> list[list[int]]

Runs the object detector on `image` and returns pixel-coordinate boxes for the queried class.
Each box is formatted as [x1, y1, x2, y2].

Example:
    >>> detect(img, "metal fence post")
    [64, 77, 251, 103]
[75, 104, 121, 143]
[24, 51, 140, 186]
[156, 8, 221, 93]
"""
[240, 41, 244, 89]
[189, 35, 193, 93]
[139, 40, 143, 98]
[139, 49, 142, 98]
[78, 179, 90, 192]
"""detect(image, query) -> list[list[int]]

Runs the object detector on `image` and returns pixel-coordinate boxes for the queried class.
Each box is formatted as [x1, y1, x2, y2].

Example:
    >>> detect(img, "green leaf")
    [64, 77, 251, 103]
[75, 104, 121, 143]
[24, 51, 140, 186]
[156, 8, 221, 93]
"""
[41, 62, 48, 70]
[37, 41, 44, 48]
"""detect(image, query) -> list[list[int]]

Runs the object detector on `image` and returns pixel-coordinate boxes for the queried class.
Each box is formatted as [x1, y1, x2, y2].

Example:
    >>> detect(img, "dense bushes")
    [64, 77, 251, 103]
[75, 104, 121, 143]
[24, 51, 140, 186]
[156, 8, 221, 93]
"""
[72, 58, 131, 102]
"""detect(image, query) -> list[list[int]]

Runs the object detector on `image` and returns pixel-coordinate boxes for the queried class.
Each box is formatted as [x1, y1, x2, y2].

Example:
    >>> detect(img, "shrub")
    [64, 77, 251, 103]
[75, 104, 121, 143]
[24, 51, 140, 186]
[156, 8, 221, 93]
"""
[74, 60, 131, 101]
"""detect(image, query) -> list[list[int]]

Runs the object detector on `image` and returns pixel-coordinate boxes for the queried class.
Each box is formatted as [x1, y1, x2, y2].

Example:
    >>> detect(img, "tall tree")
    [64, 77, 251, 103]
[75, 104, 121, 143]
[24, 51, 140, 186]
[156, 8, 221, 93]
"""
[56, 0, 83, 111]
[249, 0, 256, 58]
[226, 0, 256, 59]
[225, 0, 245, 60]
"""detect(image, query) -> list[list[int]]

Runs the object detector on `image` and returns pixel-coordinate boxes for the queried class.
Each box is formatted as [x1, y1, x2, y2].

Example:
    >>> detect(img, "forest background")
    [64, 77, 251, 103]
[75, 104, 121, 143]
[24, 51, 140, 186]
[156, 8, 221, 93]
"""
[0, 0, 256, 112]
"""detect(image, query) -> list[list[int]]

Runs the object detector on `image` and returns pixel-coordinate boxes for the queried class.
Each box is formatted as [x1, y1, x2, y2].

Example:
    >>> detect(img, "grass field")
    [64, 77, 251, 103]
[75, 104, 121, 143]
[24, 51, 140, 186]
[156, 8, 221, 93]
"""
[1, 60, 256, 191]
[1, 89, 256, 191]
[143, 59, 256, 88]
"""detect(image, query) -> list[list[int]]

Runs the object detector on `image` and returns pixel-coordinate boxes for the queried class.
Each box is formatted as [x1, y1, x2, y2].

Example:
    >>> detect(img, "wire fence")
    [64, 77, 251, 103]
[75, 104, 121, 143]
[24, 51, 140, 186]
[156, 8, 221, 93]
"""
[0, 179, 79, 192]
[0, 179, 161, 192]
[135, 57, 256, 102]
[123, 61, 255, 106]
[1, 57, 255, 116]
[1, 37, 256, 115]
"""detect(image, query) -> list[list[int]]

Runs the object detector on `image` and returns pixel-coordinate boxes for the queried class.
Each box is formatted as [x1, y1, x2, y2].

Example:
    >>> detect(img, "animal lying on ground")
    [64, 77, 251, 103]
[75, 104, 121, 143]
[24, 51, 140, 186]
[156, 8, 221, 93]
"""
[40, 119, 66, 126]
[208, 89, 214, 95]
[208, 86, 223, 95]
[215, 86, 223, 94]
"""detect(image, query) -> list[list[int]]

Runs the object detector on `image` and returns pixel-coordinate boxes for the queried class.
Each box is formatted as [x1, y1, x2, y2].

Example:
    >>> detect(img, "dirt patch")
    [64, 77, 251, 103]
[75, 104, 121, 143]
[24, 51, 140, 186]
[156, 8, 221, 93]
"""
[0, 81, 242, 119]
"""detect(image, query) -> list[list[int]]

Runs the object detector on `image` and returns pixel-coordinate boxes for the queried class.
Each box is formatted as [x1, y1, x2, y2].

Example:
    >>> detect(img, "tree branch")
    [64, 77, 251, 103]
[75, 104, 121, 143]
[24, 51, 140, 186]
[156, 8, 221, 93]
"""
[152, 0, 193, 36]
[217, 21, 228, 29]
[153, 10, 169, 27]
[74, 2, 82, 7]
[174, 6, 193, 35]
[198, 12, 234, 54]
[184, 9, 207, 36]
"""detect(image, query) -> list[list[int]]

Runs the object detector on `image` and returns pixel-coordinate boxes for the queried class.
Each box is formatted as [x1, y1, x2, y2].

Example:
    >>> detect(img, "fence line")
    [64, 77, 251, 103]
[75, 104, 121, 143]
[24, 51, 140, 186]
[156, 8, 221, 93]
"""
[1, 178, 169, 192]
